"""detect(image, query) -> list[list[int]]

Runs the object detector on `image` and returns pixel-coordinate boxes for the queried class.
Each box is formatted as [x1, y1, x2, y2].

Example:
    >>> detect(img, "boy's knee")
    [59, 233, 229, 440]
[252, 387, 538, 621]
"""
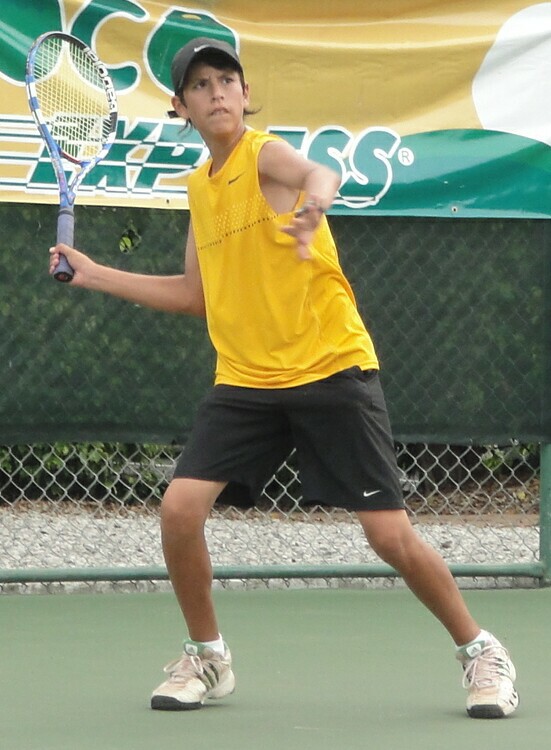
[367, 529, 407, 563]
[161, 482, 207, 531]
[161, 479, 216, 533]
[359, 512, 419, 564]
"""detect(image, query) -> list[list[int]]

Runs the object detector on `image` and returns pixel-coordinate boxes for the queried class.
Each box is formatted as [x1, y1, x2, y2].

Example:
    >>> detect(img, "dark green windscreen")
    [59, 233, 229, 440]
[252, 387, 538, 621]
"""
[1, 204, 549, 444]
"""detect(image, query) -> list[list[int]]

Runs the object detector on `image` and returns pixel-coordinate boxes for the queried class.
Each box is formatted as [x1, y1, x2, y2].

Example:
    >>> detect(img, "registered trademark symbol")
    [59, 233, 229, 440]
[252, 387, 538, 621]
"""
[397, 147, 414, 166]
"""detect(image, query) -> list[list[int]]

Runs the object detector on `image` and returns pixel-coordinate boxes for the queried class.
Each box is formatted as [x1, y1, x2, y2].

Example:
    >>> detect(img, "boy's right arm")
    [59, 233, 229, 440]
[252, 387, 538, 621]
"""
[48, 222, 205, 317]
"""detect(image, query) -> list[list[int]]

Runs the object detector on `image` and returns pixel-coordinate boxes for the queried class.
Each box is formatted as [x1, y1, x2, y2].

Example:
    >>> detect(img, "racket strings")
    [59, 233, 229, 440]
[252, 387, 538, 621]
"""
[34, 38, 112, 162]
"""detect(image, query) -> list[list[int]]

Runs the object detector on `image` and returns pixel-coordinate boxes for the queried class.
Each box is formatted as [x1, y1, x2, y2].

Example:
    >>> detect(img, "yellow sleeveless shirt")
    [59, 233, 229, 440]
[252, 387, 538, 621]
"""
[187, 130, 379, 388]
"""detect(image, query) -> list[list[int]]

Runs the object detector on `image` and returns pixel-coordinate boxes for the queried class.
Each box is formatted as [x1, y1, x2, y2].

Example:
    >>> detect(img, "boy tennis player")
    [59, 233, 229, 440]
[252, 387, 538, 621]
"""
[50, 37, 518, 719]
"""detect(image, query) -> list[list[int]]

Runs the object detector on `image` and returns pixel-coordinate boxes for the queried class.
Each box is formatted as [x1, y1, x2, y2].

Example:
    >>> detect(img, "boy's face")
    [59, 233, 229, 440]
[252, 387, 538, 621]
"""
[171, 62, 250, 138]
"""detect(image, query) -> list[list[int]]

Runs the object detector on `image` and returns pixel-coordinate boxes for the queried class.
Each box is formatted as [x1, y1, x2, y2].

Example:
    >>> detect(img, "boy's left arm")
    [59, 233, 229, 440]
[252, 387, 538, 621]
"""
[258, 140, 340, 259]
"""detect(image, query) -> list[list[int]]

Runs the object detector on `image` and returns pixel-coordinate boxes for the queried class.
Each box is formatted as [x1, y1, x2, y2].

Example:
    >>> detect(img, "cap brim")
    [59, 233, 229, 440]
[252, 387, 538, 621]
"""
[172, 45, 242, 97]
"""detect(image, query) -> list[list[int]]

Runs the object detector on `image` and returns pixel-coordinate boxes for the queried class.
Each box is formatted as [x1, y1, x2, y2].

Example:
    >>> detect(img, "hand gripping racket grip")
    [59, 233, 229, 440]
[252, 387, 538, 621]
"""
[54, 208, 75, 283]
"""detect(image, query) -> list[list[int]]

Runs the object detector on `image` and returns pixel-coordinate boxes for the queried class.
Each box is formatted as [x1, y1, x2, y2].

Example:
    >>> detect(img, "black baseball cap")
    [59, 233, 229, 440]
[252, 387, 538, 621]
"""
[167, 37, 242, 118]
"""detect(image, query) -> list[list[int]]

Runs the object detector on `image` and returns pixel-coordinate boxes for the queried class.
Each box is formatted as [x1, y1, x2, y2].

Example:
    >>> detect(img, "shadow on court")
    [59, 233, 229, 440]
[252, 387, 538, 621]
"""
[1, 587, 549, 750]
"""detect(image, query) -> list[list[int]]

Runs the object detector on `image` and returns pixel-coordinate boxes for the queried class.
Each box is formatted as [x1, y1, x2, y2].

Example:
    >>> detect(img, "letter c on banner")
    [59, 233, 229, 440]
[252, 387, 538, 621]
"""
[70, 0, 148, 92]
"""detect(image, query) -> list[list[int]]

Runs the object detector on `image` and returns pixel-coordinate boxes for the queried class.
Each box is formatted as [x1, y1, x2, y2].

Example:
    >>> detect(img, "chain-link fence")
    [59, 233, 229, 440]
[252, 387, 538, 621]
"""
[0, 440, 543, 590]
[1, 205, 549, 588]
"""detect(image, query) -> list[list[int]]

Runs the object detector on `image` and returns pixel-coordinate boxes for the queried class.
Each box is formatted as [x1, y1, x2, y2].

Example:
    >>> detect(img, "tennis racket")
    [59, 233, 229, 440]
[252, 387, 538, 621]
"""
[25, 31, 118, 282]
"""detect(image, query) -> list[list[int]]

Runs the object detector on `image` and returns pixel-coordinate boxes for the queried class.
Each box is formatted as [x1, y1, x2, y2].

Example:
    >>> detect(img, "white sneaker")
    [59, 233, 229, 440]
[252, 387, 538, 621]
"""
[151, 640, 235, 711]
[457, 634, 519, 718]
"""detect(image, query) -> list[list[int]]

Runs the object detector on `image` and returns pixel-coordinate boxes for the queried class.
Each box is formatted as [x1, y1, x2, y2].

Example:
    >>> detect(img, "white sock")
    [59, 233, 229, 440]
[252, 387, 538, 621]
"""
[199, 635, 225, 655]
[456, 629, 492, 651]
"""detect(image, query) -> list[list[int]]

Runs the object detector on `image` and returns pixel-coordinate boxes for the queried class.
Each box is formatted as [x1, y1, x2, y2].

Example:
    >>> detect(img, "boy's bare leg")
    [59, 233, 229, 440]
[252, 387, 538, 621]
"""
[356, 508, 480, 646]
[160, 477, 226, 641]
[151, 478, 236, 710]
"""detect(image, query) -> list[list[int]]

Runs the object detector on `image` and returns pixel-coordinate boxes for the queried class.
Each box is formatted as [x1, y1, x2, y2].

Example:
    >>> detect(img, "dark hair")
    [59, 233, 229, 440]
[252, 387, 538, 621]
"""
[175, 51, 260, 133]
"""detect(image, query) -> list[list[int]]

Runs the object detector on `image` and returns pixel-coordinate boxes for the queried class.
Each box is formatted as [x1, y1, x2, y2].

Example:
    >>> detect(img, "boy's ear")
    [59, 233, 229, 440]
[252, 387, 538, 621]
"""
[170, 94, 188, 119]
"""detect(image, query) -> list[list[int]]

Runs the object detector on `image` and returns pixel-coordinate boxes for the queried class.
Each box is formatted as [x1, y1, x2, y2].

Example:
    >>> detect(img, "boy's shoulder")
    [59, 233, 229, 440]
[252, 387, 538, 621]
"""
[242, 129, 287, 159]
[189, 130, 284, 188]
[240, 128, 283, 150]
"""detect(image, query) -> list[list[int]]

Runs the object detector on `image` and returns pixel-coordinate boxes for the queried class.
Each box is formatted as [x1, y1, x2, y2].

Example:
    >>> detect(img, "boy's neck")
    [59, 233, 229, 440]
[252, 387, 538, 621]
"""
[206, 125, 247, 175]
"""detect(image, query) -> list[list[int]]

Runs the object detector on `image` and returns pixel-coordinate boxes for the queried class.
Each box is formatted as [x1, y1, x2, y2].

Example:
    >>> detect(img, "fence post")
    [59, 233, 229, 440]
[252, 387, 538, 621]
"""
[539, 443, 551, 586]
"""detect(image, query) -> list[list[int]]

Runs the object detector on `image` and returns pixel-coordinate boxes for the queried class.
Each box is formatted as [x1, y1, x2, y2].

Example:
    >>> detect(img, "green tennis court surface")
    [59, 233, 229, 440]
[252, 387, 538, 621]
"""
[1, 587, 549, 750]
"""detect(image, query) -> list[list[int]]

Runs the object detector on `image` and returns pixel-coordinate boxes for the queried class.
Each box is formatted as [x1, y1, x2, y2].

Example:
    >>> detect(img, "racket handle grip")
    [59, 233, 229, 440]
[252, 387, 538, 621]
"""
[55, 208, 75, 283]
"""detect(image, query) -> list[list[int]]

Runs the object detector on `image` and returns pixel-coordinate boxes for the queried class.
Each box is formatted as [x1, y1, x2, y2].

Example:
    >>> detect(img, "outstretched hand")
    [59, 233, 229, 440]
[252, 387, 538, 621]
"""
[281, 198, 325, 260]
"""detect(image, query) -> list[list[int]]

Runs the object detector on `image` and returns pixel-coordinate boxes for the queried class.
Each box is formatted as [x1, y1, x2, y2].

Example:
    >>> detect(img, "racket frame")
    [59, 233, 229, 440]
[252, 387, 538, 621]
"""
[25, 31, 118, 281]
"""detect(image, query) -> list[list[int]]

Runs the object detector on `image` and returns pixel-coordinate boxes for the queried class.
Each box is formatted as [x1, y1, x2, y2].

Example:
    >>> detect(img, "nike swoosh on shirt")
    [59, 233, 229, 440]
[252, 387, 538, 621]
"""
[228, 172, 245, 185]
[363, 490, 381, 498]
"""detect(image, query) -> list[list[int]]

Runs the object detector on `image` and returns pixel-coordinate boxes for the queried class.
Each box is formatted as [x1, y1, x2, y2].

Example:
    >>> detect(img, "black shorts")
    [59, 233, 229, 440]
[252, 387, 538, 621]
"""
[173, 367, 404, 512]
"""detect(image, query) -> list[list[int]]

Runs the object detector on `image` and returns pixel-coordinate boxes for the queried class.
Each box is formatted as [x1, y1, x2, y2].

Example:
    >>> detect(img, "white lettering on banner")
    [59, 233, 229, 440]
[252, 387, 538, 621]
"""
[0, 115, 413, 206]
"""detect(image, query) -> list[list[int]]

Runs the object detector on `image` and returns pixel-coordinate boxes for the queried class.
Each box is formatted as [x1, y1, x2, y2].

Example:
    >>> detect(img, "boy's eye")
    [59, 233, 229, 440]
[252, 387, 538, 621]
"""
[189, 72, 236, 89]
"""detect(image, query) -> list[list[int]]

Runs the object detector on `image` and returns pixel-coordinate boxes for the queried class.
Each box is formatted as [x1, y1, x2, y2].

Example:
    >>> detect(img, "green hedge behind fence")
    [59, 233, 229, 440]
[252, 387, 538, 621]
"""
[1, 203, 549, 446]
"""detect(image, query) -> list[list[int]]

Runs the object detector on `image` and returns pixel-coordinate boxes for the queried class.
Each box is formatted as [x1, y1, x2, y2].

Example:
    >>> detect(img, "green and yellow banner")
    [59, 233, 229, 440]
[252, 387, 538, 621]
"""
[1, 0, 550, 217]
